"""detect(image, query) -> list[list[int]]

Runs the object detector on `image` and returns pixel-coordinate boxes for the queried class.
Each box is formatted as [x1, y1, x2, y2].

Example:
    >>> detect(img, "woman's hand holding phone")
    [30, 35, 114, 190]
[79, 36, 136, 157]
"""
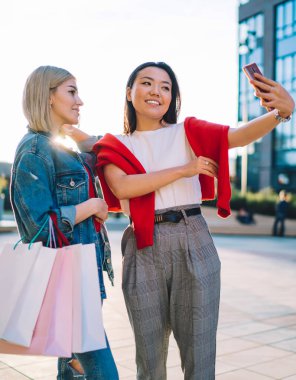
[243, 63, 273, 111]
[243, 62, 295, 118]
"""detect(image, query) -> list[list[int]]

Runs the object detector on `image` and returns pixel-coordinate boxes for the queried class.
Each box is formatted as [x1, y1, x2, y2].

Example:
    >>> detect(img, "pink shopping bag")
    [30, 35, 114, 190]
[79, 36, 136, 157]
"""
[49, 215, 106, 353]
[0, 244, 75, 357]
[72, 243, 106, 353]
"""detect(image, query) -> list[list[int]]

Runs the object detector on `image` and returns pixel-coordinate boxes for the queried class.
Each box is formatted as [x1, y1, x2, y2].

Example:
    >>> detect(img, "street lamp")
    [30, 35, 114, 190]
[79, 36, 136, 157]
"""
[240, 101, 249, 196]
[238, 29, 257, 195]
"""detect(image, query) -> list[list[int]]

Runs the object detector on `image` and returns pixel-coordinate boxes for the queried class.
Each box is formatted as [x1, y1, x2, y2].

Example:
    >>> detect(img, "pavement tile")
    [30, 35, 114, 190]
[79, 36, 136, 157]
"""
[245, 304, 296, 320]
[283, 376, 296, 380]
[248, 353, 296, 378]
[166, 347, 181, 367]
[104, 326, 134, 341]
[112, 345, 135, 363]
[264, 314, 296, 327]
[166, 365, 184, 379]
[217, 332, 234, 341]
[168, 338, 178, 349]
[215, 359, 239, 375]
[219, 345, 290, 367]
[217, 337, 259, 356]
[116, 363, 136, 379]
[107, 337, 135, 349]
[0, 355, 53, 367]
[219, 321, 275, 338]
[271, 338, 296, 352]
[10, 359, 57, 379]
[245, 327, 296, 344]
[216, 368, 274, 379]
[0, 367, 31, 380]
[218, 309, 253, 328]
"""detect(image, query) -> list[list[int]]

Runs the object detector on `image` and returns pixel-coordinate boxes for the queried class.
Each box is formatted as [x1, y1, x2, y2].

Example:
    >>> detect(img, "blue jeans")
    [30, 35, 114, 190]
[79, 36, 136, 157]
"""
[57, 335, 119, 380]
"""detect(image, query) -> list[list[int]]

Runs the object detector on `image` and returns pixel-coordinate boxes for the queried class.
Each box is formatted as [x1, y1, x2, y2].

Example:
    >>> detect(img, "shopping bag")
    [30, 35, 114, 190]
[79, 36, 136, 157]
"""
[0, 243, 57, 347]
[49, 214, 107, 353]
[72, 243, 106, 353]
[0, 244, 75, 357]
[0, 241, 52, 346]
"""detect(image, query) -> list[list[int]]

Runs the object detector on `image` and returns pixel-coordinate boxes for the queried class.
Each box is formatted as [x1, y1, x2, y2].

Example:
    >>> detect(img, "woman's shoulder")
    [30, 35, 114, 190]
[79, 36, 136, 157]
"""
[113, 133, 126, 142]
[163, 121, 185, 134]
[14, 131, 54, 162]
[184, 117, 229, 129]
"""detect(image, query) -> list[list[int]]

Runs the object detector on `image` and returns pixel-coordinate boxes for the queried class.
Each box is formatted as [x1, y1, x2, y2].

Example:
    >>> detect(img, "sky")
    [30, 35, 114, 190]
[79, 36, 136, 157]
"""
[0, 0, 239, 163]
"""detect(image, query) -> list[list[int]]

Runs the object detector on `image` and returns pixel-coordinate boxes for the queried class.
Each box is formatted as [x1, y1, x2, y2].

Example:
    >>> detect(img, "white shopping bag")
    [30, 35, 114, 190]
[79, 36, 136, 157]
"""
[0, 245, 74, 357]
[0, 242, 56, 346]
[72, 243, 106, 353]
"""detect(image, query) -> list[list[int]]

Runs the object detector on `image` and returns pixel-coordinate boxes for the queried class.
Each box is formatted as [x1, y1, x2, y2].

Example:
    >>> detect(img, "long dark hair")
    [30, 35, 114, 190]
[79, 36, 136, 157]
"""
[123, 62, 181, 134]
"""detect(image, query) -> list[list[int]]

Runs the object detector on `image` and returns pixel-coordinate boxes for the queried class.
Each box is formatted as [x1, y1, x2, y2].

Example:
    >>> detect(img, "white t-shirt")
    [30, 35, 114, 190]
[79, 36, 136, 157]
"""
[116, 122, 202, 214]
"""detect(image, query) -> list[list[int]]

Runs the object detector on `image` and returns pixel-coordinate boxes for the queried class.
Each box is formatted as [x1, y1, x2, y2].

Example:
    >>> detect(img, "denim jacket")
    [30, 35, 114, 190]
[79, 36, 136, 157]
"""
[10, 129, 114, 298]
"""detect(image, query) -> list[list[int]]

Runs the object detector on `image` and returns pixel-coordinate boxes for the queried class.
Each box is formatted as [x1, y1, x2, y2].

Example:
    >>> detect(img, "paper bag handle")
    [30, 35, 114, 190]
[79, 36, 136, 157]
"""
[49, 212, 70, 248]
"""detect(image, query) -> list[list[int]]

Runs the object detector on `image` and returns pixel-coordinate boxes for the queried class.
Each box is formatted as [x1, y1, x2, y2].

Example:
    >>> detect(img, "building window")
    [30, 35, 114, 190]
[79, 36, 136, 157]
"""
[238, 14, 264, 122]
[275, 0, 296, 168]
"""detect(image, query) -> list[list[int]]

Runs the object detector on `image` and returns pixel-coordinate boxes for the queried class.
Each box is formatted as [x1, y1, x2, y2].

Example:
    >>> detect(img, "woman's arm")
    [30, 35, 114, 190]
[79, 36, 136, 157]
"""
[228, 74, 295, 149]
[62, 126, 219, 199]
[60, 124, 92, 142]
[60, 124, 97, 152]
[75, 197, 108, 224]
[104, 156, 218, 199]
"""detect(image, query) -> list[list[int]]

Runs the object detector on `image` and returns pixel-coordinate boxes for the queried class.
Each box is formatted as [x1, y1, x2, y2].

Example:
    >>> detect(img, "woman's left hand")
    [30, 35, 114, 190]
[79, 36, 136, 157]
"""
[60, 124, 75, 137]
[60, 124, 91, 142]
[251, 73, 295, 118]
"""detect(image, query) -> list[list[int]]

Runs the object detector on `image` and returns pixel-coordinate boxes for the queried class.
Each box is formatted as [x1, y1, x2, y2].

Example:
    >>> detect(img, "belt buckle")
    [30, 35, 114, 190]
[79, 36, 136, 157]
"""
[155, 214, 163, 223]
[165, 210, 183, 223]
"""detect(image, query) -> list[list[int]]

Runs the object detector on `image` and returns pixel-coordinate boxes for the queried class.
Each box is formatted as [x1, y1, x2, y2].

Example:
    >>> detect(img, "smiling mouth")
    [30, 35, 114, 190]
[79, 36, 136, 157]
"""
[146, 100, 160, 105]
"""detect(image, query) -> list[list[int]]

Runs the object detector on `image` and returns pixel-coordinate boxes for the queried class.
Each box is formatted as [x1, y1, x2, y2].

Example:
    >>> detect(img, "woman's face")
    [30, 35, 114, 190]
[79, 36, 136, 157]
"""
[50, 78, 83, 128]
[127, 66, 172, 122]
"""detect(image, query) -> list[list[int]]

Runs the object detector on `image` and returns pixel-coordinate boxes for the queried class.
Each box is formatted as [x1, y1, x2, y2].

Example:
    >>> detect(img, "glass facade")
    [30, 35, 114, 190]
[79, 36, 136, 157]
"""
[275, 0, 296, 170]
[238, 14, 264, 191]
[238, 14, 264, 122]
[238, 0, 296, 192]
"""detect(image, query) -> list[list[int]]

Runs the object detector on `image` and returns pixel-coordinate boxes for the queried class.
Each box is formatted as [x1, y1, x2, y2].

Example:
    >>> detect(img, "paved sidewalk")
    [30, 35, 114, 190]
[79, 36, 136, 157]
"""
[0, 215, 295, 379]
[203, 207, 296, 237]
[1, 206, 296, 236]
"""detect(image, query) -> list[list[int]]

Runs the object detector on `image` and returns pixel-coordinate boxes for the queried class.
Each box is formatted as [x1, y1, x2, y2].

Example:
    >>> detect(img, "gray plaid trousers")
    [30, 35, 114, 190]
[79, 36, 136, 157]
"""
[121, 205, 221, 380]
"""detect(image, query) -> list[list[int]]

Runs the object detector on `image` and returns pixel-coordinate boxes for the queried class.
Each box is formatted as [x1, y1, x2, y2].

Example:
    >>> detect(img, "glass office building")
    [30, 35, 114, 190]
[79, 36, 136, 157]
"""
[238, 0, 296, 192]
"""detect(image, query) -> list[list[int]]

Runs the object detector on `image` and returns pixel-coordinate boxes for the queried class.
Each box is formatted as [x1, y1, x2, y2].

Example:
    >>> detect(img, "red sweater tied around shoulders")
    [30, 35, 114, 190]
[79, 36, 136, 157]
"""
[93, 117, 231, 249]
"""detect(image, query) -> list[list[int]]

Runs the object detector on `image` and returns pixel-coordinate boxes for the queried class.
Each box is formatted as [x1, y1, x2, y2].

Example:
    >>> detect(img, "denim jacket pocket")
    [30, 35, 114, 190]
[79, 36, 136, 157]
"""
[56, 173, 86, 206]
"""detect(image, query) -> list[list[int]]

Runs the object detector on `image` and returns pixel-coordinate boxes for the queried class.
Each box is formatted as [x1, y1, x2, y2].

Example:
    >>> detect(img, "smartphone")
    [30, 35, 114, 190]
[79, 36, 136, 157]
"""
[242, 62, 273, 110]
[242, 62, 263, 81]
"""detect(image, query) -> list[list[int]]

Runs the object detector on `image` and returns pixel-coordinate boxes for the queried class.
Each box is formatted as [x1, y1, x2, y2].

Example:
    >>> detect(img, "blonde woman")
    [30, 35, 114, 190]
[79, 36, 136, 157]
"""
[11, 66, 119, 380]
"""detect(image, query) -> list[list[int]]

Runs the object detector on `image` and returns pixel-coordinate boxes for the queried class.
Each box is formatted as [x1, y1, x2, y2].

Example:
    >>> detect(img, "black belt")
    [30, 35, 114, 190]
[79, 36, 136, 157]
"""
[154, 207, 201, 224]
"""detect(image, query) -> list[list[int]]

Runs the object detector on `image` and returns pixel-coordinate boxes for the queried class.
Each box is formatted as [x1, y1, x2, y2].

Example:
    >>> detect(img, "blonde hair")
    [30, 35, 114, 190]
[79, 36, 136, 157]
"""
[22, 66, 74, 132]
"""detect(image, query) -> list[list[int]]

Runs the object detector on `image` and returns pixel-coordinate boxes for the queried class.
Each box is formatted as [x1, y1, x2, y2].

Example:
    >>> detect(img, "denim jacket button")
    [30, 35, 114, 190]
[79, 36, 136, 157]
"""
[70, 179, 75, 187]
[106, 258, 111, 264]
